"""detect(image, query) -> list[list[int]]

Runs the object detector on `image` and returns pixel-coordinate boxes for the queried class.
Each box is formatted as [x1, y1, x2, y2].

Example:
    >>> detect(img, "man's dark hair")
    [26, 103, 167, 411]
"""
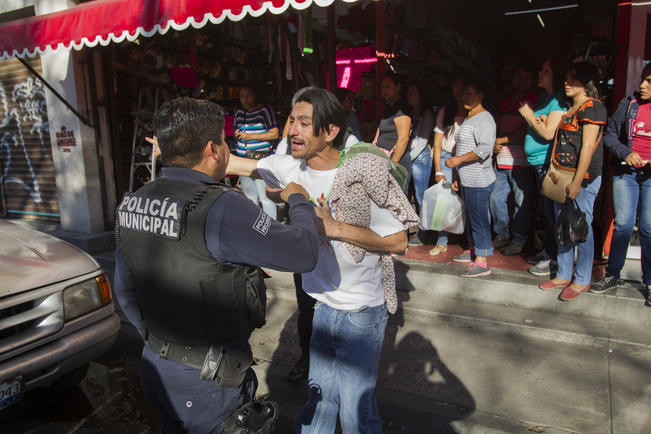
[292, 87, 347, 149]
[154, 97, 225, 168]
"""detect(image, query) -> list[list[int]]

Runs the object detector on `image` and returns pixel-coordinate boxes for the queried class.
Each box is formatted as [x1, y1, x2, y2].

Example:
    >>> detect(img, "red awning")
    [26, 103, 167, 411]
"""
[0, 0, 356, 60]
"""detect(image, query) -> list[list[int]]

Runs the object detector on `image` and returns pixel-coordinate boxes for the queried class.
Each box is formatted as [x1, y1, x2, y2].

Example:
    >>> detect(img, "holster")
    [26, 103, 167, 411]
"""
[200, 342, 253, 389]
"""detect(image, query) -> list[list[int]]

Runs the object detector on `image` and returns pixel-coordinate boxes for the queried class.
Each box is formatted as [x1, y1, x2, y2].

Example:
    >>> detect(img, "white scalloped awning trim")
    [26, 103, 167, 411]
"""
[1, 0, 361, 60]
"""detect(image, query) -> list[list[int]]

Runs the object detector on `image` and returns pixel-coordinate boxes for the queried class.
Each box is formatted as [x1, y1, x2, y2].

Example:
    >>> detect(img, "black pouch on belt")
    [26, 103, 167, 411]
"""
[200, 343, 253, 389]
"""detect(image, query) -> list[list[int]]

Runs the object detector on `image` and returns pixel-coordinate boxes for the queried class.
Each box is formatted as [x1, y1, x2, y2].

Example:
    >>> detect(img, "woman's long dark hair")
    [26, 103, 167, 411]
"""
[443, 76, 464, 128]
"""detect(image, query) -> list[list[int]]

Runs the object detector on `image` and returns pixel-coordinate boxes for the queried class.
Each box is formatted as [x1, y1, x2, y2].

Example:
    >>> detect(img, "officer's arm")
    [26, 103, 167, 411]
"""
[113, 249, 145, 333]
[206, 192, 319, 273]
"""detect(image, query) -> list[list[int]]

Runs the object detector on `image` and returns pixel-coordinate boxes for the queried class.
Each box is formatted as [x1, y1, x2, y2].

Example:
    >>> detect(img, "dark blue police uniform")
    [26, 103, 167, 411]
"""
[114, 167, 319, 433]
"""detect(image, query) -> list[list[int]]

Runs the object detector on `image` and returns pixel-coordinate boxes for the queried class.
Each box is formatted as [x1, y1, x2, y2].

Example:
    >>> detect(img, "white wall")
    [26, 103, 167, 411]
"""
[33, 0, 105, 233]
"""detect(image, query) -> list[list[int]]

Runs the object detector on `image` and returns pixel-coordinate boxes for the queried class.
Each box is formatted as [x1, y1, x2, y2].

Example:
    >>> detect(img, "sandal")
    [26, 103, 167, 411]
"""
[428, 245, 448, 256]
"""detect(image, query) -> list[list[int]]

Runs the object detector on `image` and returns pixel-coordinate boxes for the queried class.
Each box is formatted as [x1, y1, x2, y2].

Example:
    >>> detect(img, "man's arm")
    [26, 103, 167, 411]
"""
[113, 249, 144, 333]
[314, 204, 407, 253]
[226, 154, 260, 177]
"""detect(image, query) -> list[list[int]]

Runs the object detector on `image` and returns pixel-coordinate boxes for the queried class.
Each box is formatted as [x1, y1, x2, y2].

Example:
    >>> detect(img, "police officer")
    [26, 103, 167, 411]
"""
[114, 97, 319, 433]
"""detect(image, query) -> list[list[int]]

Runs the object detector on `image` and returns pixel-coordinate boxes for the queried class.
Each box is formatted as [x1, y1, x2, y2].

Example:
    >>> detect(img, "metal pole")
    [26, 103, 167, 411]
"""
[16, 56, 93, 127]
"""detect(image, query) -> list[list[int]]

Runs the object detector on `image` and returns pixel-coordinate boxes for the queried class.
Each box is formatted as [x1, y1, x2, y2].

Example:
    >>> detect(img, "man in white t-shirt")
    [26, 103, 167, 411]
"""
[227, 87, 406, 433]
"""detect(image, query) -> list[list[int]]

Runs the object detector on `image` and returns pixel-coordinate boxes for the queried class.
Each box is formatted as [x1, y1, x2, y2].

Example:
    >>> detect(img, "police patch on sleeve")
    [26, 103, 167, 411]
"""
[117, 193, 186, 240]
[252, 210, 272, 236]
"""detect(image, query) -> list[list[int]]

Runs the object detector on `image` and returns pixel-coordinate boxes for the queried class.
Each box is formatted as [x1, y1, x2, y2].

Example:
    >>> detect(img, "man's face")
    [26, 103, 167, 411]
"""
[640, 74, 651, 101]
[512, 69, 534, 93]
[287, 102, 329, 160]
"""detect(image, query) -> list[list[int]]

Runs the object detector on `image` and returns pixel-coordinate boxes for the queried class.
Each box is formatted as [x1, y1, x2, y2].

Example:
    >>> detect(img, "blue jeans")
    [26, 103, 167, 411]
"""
[461, 182, 495, 257]
[489, 166, 535, 246]
[435, 151, 453, 246]
[296, 302, 388, 434]
[607, 168, 651, 285]
[532, 164, 558, 263]
[554, 177, 601, 285]
[240, 176, 277, 219]
[411, 147, 432, 208]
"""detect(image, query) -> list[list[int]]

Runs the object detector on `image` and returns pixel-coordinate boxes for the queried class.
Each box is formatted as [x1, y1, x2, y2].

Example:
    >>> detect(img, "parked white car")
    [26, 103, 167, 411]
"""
[0, 220, 120, 411]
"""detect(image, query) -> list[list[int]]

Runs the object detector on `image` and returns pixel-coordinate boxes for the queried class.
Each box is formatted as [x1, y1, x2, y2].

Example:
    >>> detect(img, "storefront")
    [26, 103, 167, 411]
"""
[0, 0, 647, 246]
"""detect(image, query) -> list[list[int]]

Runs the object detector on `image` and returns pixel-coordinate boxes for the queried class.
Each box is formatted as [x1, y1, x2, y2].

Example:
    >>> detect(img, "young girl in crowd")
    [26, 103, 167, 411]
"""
[446, 77, 496, 277]
[519, 59, 567, 276]
[538, 62, 607, 300]
[406, 81, 436, 245]
[375, 74, 412, 192]
[429, 76, 467, 256]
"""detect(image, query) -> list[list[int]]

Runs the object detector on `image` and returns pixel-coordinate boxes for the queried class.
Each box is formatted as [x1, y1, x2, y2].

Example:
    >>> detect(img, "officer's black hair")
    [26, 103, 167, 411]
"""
[154, 97, 225, 168]
[292, 87, 347, 150]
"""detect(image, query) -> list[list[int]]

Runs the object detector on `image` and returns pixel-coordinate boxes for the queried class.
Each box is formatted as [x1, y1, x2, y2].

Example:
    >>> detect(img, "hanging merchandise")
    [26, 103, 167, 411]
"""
[297, 12, 305, 54]
[303, 9, 313, 55]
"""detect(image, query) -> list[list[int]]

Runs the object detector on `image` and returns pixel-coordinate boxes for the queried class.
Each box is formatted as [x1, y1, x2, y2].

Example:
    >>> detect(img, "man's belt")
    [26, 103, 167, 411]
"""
[146, 333, 212, 369]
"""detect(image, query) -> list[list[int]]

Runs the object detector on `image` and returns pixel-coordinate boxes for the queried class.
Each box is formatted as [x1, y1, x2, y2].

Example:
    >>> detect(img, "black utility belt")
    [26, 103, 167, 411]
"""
[146, 333, 253, 388]
[146, 333, 210, 369]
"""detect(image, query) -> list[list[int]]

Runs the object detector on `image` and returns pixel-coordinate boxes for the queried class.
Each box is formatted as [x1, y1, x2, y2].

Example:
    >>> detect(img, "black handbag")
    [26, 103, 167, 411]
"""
[555, 199, 589, 247]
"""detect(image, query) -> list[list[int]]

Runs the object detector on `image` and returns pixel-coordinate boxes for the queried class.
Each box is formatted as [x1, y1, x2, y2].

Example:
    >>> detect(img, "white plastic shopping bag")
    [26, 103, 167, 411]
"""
[419, 181, 465, 234]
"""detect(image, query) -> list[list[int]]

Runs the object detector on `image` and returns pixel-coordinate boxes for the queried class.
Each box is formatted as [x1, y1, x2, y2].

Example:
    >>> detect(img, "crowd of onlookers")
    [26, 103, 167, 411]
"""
[231, 60, 651, 305]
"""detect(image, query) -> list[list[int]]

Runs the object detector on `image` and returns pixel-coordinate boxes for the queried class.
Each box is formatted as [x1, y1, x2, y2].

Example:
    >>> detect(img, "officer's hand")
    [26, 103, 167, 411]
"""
[280, 182, 309, 203]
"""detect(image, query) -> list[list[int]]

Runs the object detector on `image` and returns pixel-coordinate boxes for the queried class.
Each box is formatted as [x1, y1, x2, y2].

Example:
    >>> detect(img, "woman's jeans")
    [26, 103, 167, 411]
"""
[411, 147, 432, 208]
[435, 151, 453, 246]
[461, 182, 495, 257]
[607, 168, 651, 285]
[554, 176, 601, 286]
[532, 164, 558, 263]
[240, 176, 277, 219]
[296, 302, 388, 434]
[489, 166, 535, 247]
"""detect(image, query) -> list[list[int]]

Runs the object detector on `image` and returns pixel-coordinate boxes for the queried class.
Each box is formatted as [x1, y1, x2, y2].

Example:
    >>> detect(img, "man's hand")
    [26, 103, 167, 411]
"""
[280, 182, 310, 203]
[566, 181, 581, 200]
[493, 141, 503, 154]
[451, 180, 459, 192]
[624, 152, 645, 167]
[314, 202, 338, 238]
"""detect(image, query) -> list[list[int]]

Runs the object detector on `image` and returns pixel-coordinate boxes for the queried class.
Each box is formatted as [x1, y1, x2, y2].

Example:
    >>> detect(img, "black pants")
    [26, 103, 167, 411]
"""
[293, 273, 316, 358]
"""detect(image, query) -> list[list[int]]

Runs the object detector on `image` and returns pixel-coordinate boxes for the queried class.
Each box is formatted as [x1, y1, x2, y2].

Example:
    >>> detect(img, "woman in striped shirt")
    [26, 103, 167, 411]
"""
[445, 77, 497, 278]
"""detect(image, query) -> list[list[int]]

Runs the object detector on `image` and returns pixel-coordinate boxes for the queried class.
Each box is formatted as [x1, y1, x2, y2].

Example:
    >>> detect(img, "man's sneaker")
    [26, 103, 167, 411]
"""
[500, 242, 523, 256]
[589, 275, 619, 294]
[645, 285, 651, 307]
[453, 250, 473, 262]
[460, 262, 491, 277]
[408, 232, 423, 246]
[526, 250, 549, 265]
[528, 259, 551, 276]
[492, 236, 509, 249]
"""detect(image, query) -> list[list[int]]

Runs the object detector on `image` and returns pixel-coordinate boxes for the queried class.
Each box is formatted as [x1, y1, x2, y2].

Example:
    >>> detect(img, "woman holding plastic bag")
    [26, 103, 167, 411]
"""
[445, 76, 496, 277]
[538, 62, 607, 300]
[428, 76, 467, 256]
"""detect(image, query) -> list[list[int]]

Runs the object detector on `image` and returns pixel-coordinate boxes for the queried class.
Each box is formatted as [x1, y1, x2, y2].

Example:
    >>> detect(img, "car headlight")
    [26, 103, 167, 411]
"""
[63, 274, 112, 321]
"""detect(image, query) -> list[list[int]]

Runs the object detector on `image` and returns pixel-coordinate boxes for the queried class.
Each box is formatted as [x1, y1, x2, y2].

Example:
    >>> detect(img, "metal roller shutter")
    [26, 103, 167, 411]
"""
[0, 56, 59, 220]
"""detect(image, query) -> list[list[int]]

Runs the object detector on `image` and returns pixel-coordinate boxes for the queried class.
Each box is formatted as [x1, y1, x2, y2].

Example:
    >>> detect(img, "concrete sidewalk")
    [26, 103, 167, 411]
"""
[251, 261, 651, 434]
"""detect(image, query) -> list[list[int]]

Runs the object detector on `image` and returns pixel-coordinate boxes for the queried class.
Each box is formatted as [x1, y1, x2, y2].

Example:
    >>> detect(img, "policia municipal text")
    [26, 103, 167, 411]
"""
[114, 97, 320, 432]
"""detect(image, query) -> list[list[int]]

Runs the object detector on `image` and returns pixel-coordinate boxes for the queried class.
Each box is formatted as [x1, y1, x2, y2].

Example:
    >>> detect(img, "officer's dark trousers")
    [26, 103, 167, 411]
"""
[140, 345, 244, 433]
[293, 273, 316, 359]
